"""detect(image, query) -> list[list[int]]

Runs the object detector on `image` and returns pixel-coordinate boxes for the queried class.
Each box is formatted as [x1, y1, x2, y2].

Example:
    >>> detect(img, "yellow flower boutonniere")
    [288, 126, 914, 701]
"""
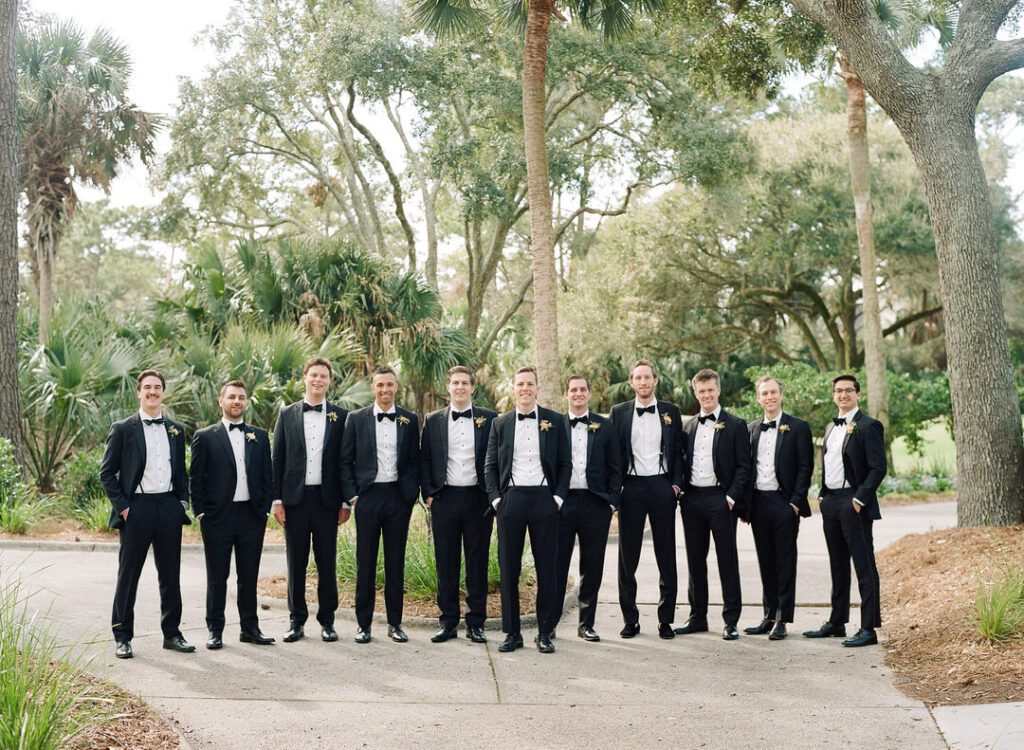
[245, 431, 256, 442]
[846, 423, 857, 435]
[587, 422, 600, 431]
[398, 415, 411, 426]
[327, 411, 338, 422]
[662, 414, 672, 426]
[474, 416, 487, 428]
[778, 424, 790, 433]
[713, 422, 725, 431]
[167, 425, 181, 438]
[539, 420, 552, 432]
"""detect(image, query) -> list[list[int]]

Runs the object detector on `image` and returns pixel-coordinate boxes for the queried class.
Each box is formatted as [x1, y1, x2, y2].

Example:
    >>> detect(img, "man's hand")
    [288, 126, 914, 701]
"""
[197, 513, 205, 522]
[338, 507, 351, 526]
[852, 500, 862, 514]
[672, 485, 681, 497]
[272, 504, 286, 526]
[425, 496, 433, 508]
[120, 508, 129, 521]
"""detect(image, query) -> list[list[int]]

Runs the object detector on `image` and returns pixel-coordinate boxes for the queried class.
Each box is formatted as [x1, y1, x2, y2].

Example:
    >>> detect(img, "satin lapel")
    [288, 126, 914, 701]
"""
[773, 414, 786, 471]
[621, 404, 635, 458]
[294, 403, 307, 456]
[538, 412, 548, 473]
[659, 401, 671, 457]
[750, 421, 761, 455]
[215, 423, 236, 471]
[395, 408, 408, 461]
[243, 427, 255, 476]
[686, 415, 698, 459]
[366, 409, 378, 458]
[841, 412, 858, 455]
[130, 414, 147, 469]
[442, 407, 451, 462]
[504, 412, 516, 472]
[323, 402, 336, 451]
[711, 412, 723, 475]
[586, 420, 596, 466]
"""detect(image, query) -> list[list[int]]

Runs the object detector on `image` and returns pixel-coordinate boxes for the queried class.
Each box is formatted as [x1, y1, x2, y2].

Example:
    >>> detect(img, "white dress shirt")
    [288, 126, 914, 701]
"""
[222, 418, 251, 502]
[689, 408, 720, 488]
[303, 402, 327, 486]
[512, 409, 546, 487]
[446, 405, 478, 487]
[373, 404, 399, 483]
[569, 411, 590, 490]
[630, 398, 663, 476]
[137, 409, 172, 494]
[754, 414, 781, 492]
[824, 407, 858, 494]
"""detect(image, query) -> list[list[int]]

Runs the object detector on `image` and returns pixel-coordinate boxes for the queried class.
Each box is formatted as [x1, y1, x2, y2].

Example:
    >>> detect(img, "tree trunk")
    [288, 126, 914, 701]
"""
[0, 0, 22, 461]
[840, 52, 890, 433]
[522, 0, 560, 407]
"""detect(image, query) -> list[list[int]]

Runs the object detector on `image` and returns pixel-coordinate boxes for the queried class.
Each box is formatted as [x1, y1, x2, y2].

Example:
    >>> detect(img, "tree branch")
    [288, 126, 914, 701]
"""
[479, 272, 534, 361]
[974, 37, 1024, 92]
[882, 304, 943, 337]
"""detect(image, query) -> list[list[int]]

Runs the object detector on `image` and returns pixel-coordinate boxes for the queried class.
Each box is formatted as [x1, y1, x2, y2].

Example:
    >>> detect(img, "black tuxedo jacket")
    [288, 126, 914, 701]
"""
[681, 408, 752, 516]
[99, 413, 190, 530]
[419, 404, 497, 498]
[746, 413, 814, 517]
[563, 412, 623, 508]
[819, 410, 887, 520]
[340, 405, 421, 504]
[484, 406, 571, 502]
[271, 401, 347, 509]
[190, 422, 273, 523]
[609, 400, 685, 489]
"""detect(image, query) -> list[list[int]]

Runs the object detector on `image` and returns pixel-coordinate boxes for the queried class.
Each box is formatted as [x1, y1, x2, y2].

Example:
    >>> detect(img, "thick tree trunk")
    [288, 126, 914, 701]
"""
[0, 0, 22, 461]
[522, 0, 560, 407]
[840, 52, 889, 433]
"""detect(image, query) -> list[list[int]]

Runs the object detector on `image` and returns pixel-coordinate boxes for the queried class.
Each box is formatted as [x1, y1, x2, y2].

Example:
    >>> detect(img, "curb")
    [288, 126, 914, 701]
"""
[0, 539, 286, 554]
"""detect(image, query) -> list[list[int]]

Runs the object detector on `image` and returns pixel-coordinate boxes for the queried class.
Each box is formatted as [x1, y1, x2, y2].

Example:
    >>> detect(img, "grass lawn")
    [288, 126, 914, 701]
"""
[891, 421, 956, 476]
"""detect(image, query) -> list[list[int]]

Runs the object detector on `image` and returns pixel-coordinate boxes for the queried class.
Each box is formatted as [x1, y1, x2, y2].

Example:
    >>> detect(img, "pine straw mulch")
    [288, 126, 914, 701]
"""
[879, 525, 1024, 706]
[71, 673, 181, 750]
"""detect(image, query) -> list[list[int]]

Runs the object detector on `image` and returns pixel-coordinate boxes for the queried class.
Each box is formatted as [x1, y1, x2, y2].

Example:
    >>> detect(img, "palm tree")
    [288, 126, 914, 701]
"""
[17, 19, 160, 341]
[0, 0, 21, 459]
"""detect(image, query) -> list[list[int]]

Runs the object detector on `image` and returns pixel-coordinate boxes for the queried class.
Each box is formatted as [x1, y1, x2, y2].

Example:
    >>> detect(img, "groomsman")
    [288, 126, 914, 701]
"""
[190, 380, 275, 649]
[484, 366, 571, 653]
[341, 366, 421, 644]
[419, 366, 496, 644]
[610, 359, 684, 640]
[676, 368, 751, 641]
[804, 374, 887, 647]
[271, 357, 349, 643]
[554, 375, 622, 642]
[100, 370, 193, 659]
[742, 376, 813, 641]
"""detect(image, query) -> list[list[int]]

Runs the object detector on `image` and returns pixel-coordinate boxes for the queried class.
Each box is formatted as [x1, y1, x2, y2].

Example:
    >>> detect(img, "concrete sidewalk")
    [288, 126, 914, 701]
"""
[0, 500, 980, 749]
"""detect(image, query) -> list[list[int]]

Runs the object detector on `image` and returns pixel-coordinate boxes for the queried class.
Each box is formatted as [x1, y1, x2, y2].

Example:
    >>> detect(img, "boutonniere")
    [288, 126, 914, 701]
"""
[662, 414, 672, 426]
[713, 422, 725, 431]
[245, 431, 256, 442]
[327, 411, 338, 422]
[846, 423, 857, 434]
[539, 420, 552, 432]
[778, 424, 790, 433]
[587, 422, 600, 431]
[398, 415, 410, 426]
[166, 425, 181, 438]
[474, 416, 487, 428]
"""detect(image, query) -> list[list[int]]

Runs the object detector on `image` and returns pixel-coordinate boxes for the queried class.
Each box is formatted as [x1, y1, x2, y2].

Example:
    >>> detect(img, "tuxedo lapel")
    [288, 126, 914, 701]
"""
[396, 409, 409, 460]
[365, 409, 378, 458]
[441, 407, 451, 461]
[130, 414, 147, 467]
[586, 421, 595, 466]
[215, 423, 237, 478]
[841, 412, 859, 456]
[750, 421, 761, 455]
[823, 421, 835, 456]
[773, 414, 786, 471]
[323, 401, 336, 450]
[293, 403, 307, 456]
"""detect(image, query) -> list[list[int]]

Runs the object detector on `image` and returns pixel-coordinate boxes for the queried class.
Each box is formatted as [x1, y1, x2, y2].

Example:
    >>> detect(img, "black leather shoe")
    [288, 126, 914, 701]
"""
[842, 628, 878, 647]
[498, 633, 524, 652]
[466, 627, 487, 643]
[354, 629, 372, 644]
[206, 632, 223, 650]
[619, 622, 640, 639]
[115, 641, 133, 659]
[321, 626, 339, 642]
[162, 635, 196, 653]
[577, 625, 601, 642]
[549, 630, 556, 640]
[722, 625, 740, 641]
[535, 633, 555, 653]
[431, 626, 458, 643]
[283, 626, 304, 643]
[240, 629, 275, 645]
[673, 618, 709, 635]
[388, 625, 409, 643]
[802, 621, 847, 639]
[658, 622, 675, 639]
[744, 618, 774, 635]
[768, 622, 788, 641]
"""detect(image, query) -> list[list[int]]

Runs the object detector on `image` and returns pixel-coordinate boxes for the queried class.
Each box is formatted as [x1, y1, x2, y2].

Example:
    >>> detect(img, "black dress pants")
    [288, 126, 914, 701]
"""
[617, 475, 677, 625]
[354, 482, 413, 631]
[200, 501, 267, 634]
[681, 485, 742, 627]
[820, 488, 881, 630]
[431, 485, 494, 629]
[497, 486, 559, 634]
[750, 489, 800, 623]
[284, 485, 339, 628]
[555, 489, 613, 629]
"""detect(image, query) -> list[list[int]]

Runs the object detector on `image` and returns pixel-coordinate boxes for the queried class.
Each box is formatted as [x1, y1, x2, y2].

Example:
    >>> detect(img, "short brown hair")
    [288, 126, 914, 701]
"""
[754, 375, 782, 394]
[691, 368, 720, 388]
[832, 374, 860, 392]
[629, 359, 657, 379]
[565, 373, 590, 391]
[514, 365, 538, 382]
[372, 365, 397, 380]
[220, 379, 247, 396]
[447, 365, 475, 385]
[136, 369, 166, 390]
[303, 357, 333, 376]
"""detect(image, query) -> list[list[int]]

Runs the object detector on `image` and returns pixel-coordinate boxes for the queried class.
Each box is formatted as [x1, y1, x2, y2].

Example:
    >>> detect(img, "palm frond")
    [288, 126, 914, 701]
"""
[411, 0, 488, 38]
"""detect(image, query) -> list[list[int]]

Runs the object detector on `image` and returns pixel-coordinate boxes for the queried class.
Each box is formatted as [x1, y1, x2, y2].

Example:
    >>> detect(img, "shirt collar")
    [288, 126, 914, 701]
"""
[633, 397, 657, 410]
[838, 407, 859, 421]
[515, 407, 538, 419]
[570, 410, 590, 421]
[700, 407, 720, 422]
[763, 411, 783, 424]
[222, 417, 244, 430]
[373, 403, 396, 416]
[139, 409, 163, 423]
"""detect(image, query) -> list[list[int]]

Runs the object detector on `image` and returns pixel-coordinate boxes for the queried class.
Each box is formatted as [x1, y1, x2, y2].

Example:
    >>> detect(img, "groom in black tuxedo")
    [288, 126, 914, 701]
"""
[485, 366, 571, 654]
[100, 369, 193, 659]
[190, 380, 275, 649]
[271, 357, 349, 643]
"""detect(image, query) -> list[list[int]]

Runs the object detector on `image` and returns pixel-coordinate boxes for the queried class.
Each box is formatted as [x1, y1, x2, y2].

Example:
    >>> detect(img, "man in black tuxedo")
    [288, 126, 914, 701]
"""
[341, 365, 421, 644]
[742, 375, 813, 641]
[419, 365, 497, 644]
[554, 374, 622, 642]
[271, 357, 349, 643]
[190, 380, 275, 650]
[610, 359, 683, 640]
[485, 366, 571, 654]
[804, 374, 887, 648]
[100, 369, 194, 659]
[676, 368, 751, 641]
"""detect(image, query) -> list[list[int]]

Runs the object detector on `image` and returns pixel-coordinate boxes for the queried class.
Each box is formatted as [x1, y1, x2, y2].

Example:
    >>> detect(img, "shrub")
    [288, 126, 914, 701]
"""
[55, 447, 105, 508]
[0, 438, 48, 534]
[74, 495, 115, 534]
[975, 566, 1024, 643]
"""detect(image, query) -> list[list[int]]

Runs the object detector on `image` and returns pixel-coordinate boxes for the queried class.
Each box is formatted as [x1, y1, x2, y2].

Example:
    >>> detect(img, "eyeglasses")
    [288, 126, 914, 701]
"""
[832, 388, 857, 395]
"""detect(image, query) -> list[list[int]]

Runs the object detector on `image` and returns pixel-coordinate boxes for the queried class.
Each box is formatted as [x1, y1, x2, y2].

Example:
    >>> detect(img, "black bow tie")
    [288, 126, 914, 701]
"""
[570, 415, 590, 428]
[517, 411, 536, 421]
[143, 417, 165, 426]
[833, 417, 847, 426]
[228, 422, 246, 432]
[761, 420, 777, 431]
[377, 412, 396, 422]
[698, 414, 717, 425]
[302, 402, 323, 413]
[636, 405, 656, 417]
[452, 409, 472, 421]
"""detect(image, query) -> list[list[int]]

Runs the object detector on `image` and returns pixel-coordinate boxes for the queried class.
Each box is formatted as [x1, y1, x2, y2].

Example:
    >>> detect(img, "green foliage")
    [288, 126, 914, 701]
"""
[975, 567, 1024, 643]
[0, 438, 47, 535]
[54, 446, 105, 508]
[73, 495, 115, 534]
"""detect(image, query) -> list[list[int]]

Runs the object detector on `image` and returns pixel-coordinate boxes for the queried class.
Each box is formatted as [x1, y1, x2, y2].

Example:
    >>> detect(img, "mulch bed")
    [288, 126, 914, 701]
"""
[0, 516, 285, 545]
[72, 673, 180, 750]
[879, 525, 1024, 705]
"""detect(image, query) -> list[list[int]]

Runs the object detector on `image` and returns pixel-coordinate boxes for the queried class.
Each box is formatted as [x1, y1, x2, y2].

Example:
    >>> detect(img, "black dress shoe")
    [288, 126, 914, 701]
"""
[619, 622, 640, 639]
[282, 626, 304, 643]
[321, 626, 339, 642]
[466, 627, 487, 643]
[549, 630, 556, 640]
[673, 618, 709, 635]
[388, 625, 409, 643]
[240, 629, 275, 645]
[162, 635, 196, 653]
[535, 633, 555, 653]
[431, 626, 458, 643]
[722, 625, 740, 641]
[768, 622, 788, 641]
[744, 618, 775, 635]
[802, 621, 847, 639]
[206, 632, 223, 650]
[577, 625, 601, 642]
[354, 629, 372, 644]
[658, 623, 675, 639]
[842, 628, 878, 647]
[498, 633, 524, 652]
[115, 641, 133, 659]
